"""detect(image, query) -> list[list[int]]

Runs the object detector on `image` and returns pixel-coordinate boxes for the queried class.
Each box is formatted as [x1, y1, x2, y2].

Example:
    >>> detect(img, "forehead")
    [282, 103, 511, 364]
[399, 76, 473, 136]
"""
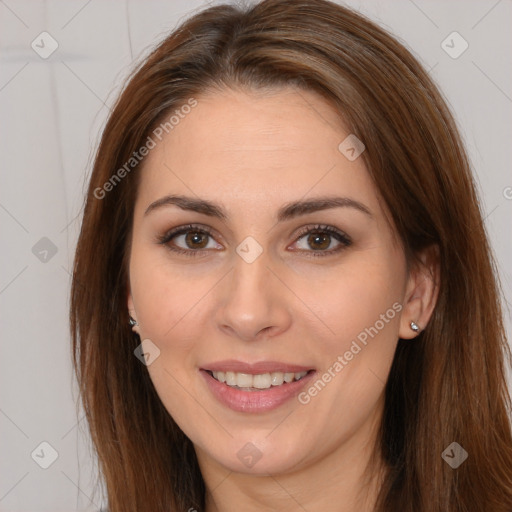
[136, 87, 381, 220]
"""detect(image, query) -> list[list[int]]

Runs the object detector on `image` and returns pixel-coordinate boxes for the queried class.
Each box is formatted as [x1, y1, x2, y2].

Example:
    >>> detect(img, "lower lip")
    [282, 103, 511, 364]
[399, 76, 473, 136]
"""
[200, 369, 315, 413]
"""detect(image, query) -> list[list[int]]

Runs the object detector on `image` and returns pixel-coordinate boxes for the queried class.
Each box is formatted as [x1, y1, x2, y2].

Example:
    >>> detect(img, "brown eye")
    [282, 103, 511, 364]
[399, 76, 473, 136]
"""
[184, 231, 209, 249]
[292, 225, 352, 257]
[158, 224, 220, 257]
[306, 232, 332, 251]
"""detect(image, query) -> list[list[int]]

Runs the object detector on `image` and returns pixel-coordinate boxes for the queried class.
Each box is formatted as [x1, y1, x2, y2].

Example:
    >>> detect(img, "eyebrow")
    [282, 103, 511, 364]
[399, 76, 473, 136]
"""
[144, 194, 372, 222]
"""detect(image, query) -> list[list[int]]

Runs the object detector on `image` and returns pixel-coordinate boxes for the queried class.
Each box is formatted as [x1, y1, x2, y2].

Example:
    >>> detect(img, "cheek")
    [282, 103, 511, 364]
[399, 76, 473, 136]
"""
[129, 254, 212, 424]
[309, 251, 405, 351]
[298, 251, 404, 411]
[130, 247, 218, 344]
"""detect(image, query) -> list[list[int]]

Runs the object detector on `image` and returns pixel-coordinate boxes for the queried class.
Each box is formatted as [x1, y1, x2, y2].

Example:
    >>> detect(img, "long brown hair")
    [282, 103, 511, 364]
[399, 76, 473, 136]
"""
[70, 0, 512, 510]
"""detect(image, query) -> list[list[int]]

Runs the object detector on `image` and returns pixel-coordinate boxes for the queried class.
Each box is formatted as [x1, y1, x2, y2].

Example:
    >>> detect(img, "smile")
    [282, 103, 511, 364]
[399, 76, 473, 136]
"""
[200, 362, 316, 412]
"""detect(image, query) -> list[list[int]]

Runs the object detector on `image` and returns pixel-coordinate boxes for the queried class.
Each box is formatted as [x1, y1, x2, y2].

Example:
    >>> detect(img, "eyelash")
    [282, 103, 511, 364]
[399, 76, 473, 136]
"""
[157, 223, 352, 258]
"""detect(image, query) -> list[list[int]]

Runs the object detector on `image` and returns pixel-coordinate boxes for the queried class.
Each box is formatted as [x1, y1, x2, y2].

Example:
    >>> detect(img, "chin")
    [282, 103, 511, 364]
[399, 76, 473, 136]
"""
[203, 433, 313, 475]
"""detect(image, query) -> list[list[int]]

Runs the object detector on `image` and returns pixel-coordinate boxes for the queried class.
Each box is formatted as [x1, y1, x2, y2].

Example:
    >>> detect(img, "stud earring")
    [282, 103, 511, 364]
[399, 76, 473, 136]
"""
[129, 316, 138, 327]
[410, 321, 420, 333]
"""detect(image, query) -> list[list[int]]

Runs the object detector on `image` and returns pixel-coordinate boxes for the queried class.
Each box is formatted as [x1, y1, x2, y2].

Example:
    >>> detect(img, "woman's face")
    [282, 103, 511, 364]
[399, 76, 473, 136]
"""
[128, 86, 423, 476]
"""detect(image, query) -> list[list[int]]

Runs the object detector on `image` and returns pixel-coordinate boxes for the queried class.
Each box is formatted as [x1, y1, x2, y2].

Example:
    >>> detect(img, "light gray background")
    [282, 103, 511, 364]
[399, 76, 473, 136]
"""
[1, 0, 511, 510]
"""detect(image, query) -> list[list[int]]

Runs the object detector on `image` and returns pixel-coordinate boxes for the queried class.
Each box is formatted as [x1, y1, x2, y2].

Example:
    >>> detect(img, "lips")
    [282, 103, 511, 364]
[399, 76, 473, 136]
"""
[202, 359, 313, 374]
[199, 360, 316, 412]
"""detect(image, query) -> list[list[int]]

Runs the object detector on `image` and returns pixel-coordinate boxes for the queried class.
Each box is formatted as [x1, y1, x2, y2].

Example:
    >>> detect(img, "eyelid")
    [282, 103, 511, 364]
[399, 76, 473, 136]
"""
[292, 223, 350, 241]
[158, 223, 217, 241]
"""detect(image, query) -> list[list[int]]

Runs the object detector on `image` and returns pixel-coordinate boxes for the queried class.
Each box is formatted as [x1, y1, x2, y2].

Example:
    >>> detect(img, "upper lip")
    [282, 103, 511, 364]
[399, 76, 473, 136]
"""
[201, 359, 314, 374]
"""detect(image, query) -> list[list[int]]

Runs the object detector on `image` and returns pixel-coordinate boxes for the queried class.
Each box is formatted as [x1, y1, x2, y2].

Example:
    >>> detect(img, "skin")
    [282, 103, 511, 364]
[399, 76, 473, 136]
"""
[127, 86, 439, 512]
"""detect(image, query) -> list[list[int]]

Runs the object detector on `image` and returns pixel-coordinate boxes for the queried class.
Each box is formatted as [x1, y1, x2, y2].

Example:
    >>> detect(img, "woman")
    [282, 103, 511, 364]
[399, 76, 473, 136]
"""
[70, 0, 512, 510]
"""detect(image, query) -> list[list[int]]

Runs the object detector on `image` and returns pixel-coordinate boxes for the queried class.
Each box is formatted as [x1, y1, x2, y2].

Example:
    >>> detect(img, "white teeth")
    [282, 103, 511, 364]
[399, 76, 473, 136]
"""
[211, 370, 308, 389]
[271, 372, 284, 386]
[253, 373, 272, 389]
[236, 373, 253, 388]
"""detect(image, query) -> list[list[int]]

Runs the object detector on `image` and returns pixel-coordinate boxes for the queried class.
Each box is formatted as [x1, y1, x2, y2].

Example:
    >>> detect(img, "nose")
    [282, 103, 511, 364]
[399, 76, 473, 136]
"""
[215, 246, 292, 342]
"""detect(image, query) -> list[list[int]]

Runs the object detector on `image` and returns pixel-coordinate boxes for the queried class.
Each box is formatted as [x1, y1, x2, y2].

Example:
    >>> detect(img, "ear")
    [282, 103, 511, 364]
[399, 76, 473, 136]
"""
[399, 244, 440, 339]
[127, 291, 141, 335]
